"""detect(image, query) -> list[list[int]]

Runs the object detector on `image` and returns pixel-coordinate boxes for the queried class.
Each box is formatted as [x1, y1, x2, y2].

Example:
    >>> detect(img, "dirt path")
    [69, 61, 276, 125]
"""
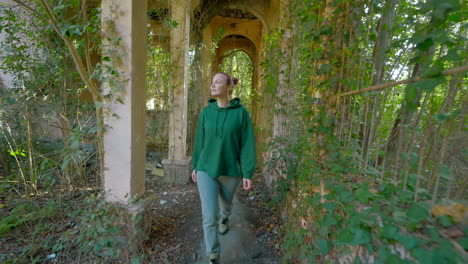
[145, 174, 282, 263]
[194, 197, 280, 263]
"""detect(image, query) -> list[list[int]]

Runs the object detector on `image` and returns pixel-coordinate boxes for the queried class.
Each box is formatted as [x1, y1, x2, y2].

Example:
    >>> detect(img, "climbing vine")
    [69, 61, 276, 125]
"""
[261, 0, 467, 262]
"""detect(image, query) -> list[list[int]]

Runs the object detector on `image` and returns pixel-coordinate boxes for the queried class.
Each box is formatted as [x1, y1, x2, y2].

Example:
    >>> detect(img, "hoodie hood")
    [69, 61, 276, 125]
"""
[207, 98, 242, 137]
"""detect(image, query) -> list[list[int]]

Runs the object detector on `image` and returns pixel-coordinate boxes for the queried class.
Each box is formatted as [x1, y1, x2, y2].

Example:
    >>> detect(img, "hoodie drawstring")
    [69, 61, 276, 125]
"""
[215, 112, 219, 137]
[220, 111, 228, 138]
[215, 110, 228, 138]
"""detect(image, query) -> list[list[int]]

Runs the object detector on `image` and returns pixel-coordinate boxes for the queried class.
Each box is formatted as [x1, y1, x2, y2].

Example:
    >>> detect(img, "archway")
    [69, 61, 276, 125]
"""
[218, 49, 254, 113]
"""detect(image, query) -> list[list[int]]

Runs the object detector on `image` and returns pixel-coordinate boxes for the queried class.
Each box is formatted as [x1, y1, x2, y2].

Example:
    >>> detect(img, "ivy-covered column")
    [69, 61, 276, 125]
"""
[101, 0, 147, 203]
[162, 0, 191, 184]
[262, 0, 296, 188]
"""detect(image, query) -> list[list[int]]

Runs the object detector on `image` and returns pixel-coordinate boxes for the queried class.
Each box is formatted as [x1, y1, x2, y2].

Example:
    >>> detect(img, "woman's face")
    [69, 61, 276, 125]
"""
[211, 73, 231, 98]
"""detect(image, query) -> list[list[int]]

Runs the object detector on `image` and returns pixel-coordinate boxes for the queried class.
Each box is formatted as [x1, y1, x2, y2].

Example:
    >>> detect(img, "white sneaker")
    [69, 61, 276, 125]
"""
[209, 252, 220, 264]
[219, 216, 229, 235]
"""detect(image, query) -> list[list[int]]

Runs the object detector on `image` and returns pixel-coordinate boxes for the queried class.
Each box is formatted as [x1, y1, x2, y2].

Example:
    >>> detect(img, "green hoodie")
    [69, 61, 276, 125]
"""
[192, 98, 256, 179]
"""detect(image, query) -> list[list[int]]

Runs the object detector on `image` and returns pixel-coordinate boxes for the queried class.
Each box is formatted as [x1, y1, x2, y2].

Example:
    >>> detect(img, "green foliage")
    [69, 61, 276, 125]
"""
[261, 0, 467, 262]
[77, 194, 146, 262]
[0, 199, 57, 236]
[219, 50, 254, 112]
[278, 135, 465, 262]
[146, 45, 171, 110]
[0, 192, 147, 263]
[0, 1, 101, 192]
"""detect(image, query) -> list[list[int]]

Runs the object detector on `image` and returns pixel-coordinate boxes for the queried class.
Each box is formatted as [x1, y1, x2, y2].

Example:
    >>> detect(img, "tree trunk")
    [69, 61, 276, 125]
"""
[0, 150, 11, 178]
[424, 75, 460, 191]
[360, 0, 399, 169]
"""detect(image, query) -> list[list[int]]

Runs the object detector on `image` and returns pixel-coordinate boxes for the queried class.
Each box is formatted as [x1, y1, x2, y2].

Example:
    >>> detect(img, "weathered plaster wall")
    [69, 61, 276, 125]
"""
[0, 0, 24, 88]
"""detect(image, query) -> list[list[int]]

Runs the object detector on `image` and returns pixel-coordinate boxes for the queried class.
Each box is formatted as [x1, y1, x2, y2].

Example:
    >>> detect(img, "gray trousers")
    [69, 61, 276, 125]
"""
[196, 171, 242, 255]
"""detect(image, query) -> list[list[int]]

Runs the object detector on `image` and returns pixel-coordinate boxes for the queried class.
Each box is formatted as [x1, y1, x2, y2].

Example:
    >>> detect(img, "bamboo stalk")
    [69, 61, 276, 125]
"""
[23, 88, 36, 193]
[431, 131, 449, 204]
[414, 135, 427, 202]
[403, 91, 430, 191]
[394, 124, 404, 180]
[360, 96, 370, 170]
[3, 122, 27, 189]
[363, 94, 378, 170]
[340, 65, 468, 97]
[374, 87, 391, 168]
[445, 163, 455, 200]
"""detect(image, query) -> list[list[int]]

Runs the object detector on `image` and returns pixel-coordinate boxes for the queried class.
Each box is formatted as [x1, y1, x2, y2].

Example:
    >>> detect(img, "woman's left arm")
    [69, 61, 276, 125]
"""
[243, 178, 253, 190]
[240, 109, 256, 184]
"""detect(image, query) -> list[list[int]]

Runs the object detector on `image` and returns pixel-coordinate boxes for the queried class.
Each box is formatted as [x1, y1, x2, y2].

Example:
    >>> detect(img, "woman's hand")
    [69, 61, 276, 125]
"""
[191, 170, 197, 183]
[243, 178, 253, 190]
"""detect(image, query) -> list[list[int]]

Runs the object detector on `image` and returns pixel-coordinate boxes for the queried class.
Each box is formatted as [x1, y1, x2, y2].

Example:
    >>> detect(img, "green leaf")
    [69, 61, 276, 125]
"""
[323, 214, 338, 226]
[350, 228, 371, 245]
[380, 224, 400, 241]
[412, 248, 431, 263]
[407, 203, 429, 224]
[317, 239, 330, 255]
[459, 237, 468, 250]
[437, 215, 454, 227]
[355, 186, 373, 203]
[61, 157, 70, 171]
[441, 48, 462, 61]
[433, 113, 451, 123]
[404, 86, 418, 111]
[415, 37, 434, 51]
[336, 227, 371, 246]
[399, 235, 418, 249]
[413, 78, 445, 92]
[338, 190, 354, 203]
[385, 254, 406, 264]
[335, 230, 353, 244]
[440, 165, 450, 180]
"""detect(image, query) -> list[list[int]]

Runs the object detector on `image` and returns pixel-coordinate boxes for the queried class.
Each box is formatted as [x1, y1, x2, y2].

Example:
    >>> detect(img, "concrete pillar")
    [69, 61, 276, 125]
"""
[201, 26, 213, 104]
[262, 0, 296, 188]
[102, 0, 147, 203]
[163, 0, 192, 184]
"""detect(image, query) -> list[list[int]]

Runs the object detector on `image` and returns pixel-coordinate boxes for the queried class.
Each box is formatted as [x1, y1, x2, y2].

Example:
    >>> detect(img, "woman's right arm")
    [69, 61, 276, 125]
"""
[192, 111, 205, 181]
[192, 170, 197, 183]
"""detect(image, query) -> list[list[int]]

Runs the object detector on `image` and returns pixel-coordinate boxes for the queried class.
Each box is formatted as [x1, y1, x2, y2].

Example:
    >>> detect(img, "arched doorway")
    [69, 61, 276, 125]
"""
[218, 49, 254, 113]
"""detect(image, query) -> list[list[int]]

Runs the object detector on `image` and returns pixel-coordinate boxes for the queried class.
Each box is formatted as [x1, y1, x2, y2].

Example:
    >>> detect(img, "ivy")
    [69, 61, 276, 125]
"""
[262, 0, 467, 262]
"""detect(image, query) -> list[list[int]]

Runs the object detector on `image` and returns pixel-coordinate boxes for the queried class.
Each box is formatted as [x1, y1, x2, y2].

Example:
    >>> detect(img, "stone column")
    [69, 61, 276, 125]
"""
[251, 58, 259, 126]
[262, 0, 296, 188]
[163, 0, 192, 184]
[102, 0, 147, 203]
[201, 26, 213, 104]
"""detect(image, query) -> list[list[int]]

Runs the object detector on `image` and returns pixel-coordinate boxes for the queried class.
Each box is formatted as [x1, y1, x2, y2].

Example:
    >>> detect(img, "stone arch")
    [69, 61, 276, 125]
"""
[193, 0, 271, 33]
[214, 34, 257, 73]
[212, 34, 259, 126]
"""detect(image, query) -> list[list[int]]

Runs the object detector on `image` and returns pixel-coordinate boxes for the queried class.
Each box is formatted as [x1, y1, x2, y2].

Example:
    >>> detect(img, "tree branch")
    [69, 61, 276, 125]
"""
[36, 0, 102, 102]
[9, 0, 47, 21]
[11, 0, 101, 102]
[340, 65, 468, 97]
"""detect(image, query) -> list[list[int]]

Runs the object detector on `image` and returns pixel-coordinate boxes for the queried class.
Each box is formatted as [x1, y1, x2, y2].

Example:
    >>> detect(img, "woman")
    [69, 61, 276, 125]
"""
[192, 72, 256, 264]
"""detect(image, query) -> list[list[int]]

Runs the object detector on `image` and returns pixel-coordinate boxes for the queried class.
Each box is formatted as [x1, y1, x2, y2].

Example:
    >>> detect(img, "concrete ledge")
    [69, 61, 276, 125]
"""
[162, 157, 192, 184]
